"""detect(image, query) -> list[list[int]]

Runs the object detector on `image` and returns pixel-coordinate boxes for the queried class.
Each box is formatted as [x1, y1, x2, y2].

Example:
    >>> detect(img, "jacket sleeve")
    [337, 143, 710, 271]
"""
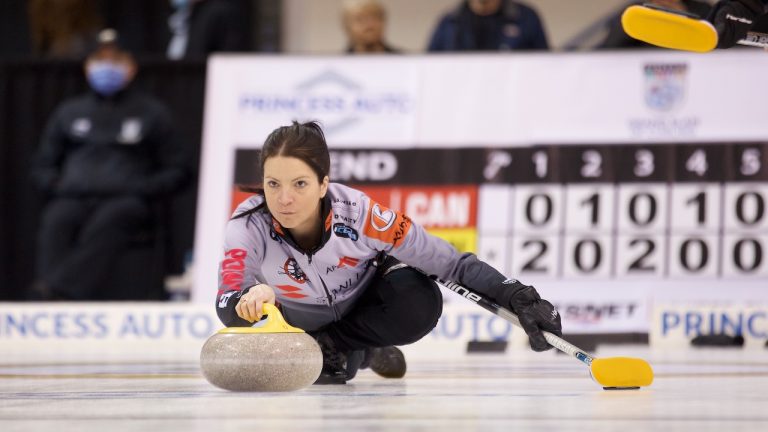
[427, 16, 452, 51]
[359, 197, 510, 304]
[31, 106, 67, 193]
[140, 104, 188, 196]
[523, 6, 549, 50]
[215, 214, 264, 327]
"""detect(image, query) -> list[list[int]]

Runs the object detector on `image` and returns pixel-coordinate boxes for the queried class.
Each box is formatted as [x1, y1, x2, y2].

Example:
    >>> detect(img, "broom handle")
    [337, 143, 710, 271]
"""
[436, 278, 595, 366]
[739, 31, 768, 48]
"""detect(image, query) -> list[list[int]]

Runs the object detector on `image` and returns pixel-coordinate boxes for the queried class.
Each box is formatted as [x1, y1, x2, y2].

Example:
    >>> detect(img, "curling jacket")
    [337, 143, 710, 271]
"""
[216, 182, 513, 331]
[32, 87, 187, 197]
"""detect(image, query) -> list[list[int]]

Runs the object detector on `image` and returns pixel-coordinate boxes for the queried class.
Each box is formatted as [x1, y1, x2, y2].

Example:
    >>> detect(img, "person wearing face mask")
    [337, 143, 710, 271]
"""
[166, 0, 248, 60]
[30, 29, 188, 301]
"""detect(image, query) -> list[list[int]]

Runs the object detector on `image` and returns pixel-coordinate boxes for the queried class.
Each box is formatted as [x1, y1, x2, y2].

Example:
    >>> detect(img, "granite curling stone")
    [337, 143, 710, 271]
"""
[200, 303, 322, 392]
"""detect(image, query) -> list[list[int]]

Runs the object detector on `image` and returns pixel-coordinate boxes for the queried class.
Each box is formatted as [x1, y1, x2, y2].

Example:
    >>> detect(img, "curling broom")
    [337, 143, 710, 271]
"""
[437, 278, 654, 390]
[621, 3, 768, 52]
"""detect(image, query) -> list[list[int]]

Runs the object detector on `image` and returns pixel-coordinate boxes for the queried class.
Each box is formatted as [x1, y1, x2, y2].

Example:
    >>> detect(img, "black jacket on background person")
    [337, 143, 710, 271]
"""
[30, 85, 187, 300]
[174, 0, 248, 60]
[32, 87, 187, 197]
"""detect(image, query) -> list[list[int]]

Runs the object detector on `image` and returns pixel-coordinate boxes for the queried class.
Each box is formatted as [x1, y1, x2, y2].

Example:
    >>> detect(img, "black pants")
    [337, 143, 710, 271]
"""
[36, 196, 150, 300]
[322, 261, 443, 352]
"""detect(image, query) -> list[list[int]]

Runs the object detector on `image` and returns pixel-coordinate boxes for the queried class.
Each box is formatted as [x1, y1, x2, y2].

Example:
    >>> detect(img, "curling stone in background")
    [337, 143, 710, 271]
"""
[200, 303, 322, 392]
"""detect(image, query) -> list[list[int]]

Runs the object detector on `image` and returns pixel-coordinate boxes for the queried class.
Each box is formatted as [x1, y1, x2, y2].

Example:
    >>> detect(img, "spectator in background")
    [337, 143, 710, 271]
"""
[427, 0, 548, 52]
[342, 0, 400, 53]
[30, 30, 187, 300]
[28, 0, 102, 59]
[167, 0, 248, 60]
[597, 0, 712, 49]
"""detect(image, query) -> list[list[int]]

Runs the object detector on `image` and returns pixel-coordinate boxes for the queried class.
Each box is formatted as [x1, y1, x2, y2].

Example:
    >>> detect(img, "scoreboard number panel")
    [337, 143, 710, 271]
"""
[668, 234, 720, 278]
[562, 234, 614, 278]
[722, 233, 768, 277]
[563, 184, 616, 232]
[511, 185, 564, 234]
[669, 183, 722, 232]
[510, 235, 560, 279]
[723, 183, 768, 232]
[615, 234, 666, 278]
[616, 183, 669, 233]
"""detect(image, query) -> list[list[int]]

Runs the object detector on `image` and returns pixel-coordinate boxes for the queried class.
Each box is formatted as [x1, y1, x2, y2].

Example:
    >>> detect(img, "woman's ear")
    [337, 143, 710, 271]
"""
[320, 176, 330, 197]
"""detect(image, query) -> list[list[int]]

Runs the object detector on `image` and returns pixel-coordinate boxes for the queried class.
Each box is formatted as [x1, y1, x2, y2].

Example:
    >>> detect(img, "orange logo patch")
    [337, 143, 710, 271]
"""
[363, 200, 412, 247]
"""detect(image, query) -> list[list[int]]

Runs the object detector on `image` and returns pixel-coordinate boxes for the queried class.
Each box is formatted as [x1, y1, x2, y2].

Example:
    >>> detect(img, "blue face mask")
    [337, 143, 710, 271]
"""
[171, 0, 190, 9]
[87, 62, 130, 96]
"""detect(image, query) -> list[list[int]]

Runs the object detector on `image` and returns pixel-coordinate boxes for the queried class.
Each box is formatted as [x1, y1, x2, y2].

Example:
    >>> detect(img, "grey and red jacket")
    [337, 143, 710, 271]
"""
[216, 182, 511, 330]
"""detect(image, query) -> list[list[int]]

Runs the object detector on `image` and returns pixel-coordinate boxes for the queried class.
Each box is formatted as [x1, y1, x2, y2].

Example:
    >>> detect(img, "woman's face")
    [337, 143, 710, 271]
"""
[263, 156, 329, 233]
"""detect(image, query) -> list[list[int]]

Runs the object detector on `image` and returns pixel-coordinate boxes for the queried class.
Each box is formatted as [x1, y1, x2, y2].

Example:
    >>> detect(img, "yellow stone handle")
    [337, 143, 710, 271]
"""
[217, 303, 305, 334]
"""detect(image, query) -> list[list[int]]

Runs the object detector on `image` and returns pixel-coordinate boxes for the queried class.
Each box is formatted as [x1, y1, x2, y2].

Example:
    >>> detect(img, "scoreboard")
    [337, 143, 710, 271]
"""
[478, 143, 767, 281]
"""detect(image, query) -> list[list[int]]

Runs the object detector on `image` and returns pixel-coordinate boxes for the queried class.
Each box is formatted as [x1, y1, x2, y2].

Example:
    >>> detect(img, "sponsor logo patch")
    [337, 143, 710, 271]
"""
[363, 200, 411, 247]
[370, 203, 396, 231]
[333, 223, 359, 241]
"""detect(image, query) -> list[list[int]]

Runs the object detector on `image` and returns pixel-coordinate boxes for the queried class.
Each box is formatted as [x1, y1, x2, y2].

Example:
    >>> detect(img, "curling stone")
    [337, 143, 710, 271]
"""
[200, 303, 322, 392]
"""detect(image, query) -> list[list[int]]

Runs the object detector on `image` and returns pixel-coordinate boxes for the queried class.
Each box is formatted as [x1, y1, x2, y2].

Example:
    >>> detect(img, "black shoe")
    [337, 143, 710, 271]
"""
[312, 333, 364, 385]
[362, 346, 406, 379]
[313, 332, 347, 384]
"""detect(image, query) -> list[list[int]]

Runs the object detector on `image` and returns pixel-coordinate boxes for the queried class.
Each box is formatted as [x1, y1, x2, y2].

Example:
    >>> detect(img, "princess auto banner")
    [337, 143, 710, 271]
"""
[195, 52, 768, 335]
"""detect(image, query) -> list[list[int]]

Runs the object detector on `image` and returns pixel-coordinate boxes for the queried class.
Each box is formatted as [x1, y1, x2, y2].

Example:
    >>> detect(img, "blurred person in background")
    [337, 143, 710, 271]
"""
[427, 0, 548, 51]
[28, 0, 102, 59]
[597, 0, 712, 49]
[167, 0, 248, 60]
[342, 0, 400, 53]
[30, 30, 187, 300]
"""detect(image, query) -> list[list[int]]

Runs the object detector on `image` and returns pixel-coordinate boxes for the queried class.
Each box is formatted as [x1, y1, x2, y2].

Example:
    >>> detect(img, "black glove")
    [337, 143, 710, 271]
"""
[708, 0, 763, 48]
[504, 280, 562, 352]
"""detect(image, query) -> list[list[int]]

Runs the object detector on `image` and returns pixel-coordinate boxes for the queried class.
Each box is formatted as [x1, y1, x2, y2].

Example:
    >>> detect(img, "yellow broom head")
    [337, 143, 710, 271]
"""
[621, 5, 718, 53]
[590, 357, 654, 389]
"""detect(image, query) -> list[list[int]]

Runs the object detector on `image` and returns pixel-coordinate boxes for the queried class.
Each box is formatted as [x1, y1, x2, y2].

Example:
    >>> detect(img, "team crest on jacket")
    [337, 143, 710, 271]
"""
[279, 258, 307, 284]
[363, 200, 412, 247]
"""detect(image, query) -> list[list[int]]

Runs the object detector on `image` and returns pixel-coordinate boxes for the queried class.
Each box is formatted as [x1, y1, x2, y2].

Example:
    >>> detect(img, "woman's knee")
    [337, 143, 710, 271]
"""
[385, 269, 443, 344]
